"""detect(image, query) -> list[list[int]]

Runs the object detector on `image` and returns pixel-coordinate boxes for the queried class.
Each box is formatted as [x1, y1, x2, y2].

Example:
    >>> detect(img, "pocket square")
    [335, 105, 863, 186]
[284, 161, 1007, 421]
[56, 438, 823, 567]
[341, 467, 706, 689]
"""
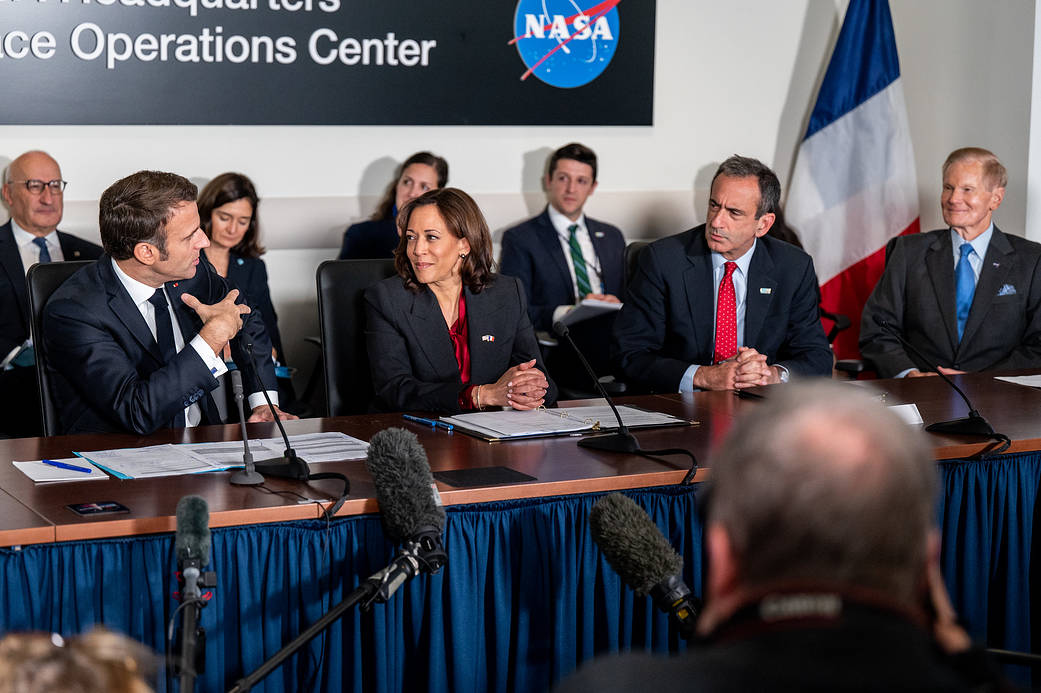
[998, 284, 1017, 296]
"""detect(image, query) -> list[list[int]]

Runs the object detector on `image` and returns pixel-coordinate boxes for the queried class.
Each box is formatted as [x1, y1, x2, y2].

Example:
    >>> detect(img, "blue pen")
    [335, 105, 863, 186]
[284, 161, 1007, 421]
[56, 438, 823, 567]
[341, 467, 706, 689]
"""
[402, 414, 454, 432]
[42, 459, 93, 474]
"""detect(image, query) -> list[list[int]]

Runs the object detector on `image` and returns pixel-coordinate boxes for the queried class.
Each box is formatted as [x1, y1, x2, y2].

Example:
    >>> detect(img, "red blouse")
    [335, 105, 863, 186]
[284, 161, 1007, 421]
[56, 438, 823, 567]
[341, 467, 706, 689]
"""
[450, 291, 478, 410]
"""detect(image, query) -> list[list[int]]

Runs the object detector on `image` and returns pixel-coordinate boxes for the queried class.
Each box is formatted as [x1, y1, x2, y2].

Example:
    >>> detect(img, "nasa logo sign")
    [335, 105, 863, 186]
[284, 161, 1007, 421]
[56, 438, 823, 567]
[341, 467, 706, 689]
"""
[511, 0, 620, 88]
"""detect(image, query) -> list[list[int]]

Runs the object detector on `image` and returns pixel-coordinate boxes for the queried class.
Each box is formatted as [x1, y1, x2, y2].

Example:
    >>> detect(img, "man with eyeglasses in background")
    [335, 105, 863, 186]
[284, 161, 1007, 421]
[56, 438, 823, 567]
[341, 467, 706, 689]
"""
[0, 150, 102, 437]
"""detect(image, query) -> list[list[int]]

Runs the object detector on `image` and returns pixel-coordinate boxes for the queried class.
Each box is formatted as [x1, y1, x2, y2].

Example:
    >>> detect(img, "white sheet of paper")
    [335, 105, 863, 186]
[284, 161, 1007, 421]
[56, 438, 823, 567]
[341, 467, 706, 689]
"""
[888, 403, 924, 425]
[995, 374, 1041, 388]
[13, 457, 107, 483]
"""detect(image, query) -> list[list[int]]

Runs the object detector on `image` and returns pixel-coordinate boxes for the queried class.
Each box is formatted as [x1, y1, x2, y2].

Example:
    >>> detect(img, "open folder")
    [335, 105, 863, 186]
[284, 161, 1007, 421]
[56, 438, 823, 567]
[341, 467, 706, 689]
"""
[440, 404, 690, 442]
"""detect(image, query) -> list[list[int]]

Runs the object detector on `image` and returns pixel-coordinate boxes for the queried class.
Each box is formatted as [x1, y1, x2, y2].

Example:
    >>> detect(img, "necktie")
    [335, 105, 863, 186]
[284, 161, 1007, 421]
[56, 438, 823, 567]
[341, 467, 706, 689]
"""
[31, 237, 51, 264]
[147, 288, 177, 363]
[955, 243, 976, 340]
[148, 288, 186, 427]
[714, 261, 738, 363]
[567, 224, 592, 299]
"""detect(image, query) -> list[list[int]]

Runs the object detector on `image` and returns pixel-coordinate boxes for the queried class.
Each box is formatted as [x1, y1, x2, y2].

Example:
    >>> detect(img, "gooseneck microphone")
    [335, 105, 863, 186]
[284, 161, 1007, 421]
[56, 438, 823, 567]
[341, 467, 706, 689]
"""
[174, 495, 213, 691]
[553, 320, 639, 453]
[362, 428, 447, 604]
[244, 342, 309, 481]
[553, 321, 700, 483]
[227, 429, 446, 693]
[229, 368, 262, 486]
[872, 316, 1009, 451]
[589, 493, 700, 640]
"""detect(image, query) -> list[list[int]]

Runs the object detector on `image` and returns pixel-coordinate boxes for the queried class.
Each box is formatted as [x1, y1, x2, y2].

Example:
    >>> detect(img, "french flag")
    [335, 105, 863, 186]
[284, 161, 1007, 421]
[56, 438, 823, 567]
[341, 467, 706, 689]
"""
[786, 0, 919, 361]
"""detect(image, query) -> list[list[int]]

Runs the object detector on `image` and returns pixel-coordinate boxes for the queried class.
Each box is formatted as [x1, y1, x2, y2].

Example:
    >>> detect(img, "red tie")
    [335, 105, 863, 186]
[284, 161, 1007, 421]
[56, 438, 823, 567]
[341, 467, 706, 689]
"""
[714, 261, 738, 364]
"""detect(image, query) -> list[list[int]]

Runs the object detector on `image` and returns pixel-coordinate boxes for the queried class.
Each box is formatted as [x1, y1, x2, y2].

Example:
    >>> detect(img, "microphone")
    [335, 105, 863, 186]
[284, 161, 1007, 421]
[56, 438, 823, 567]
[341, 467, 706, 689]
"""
[872, 316, 1006, 441]
[174, 495, 213, 690]
[553, 320, 639, 453]
[242, 341, 309, 481]
[228, 368, 262, 486]
[589, 493, 700, 640]
[363, 428, 447, 604]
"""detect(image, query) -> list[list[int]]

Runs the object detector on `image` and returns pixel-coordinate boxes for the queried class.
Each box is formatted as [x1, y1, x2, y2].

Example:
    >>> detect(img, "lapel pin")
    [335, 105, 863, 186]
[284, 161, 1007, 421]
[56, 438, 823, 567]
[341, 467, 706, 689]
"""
[760, 288, 772, 294]
[594, 231, 605, 238]
[993, 262, 1000, 268]
[73, 251, 81, 257]
[482, 334, 495, 342]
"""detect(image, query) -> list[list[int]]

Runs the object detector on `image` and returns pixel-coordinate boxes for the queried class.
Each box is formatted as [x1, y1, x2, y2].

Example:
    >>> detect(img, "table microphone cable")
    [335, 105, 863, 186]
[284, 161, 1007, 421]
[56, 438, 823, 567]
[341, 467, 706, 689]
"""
[241, 342, 350, 520]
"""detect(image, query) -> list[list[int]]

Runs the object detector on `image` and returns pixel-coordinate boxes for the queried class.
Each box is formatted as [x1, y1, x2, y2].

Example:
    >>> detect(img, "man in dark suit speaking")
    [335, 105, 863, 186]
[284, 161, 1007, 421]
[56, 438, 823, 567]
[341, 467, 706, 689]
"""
[613, 156, 832, 392]
[860, 147, 1041, 378]
[43, 170, 294, 435]
[0, 150, 103, 437]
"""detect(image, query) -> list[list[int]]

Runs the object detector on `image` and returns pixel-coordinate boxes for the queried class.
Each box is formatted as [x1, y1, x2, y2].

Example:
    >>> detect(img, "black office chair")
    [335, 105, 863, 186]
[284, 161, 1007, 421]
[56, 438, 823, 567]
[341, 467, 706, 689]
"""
[27, 260, 93, 436]
[624, 240, 649, 287]
[315, 258, 397, 416]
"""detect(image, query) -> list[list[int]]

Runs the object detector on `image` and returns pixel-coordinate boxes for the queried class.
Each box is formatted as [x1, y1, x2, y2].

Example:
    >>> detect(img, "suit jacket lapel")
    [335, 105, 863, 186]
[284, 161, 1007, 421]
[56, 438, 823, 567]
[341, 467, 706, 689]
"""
[959, 227, 1013, 351]
[925, 233, 959, 353]
[682, 230, 716, 358]
[165, 279, 204, 347]
[744, 241, 777, 347]
[411, 287, 459, 379]
[538, 210, 575, 298]
[0, 222, 29, 328]
[99, 258, 164, 364]
[466, 285, 506, 385]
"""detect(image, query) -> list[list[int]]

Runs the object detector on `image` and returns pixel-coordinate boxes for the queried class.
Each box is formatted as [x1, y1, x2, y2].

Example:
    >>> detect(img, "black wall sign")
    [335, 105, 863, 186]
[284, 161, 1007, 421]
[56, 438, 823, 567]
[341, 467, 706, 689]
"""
[0, 0, 655, 125]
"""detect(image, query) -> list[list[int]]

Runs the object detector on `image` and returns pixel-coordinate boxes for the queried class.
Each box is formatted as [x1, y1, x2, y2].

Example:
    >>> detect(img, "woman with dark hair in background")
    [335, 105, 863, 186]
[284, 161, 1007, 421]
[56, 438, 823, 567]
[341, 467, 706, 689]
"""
[197, 172, 289, 384]
[338, 151, 449, 259]
[364, 187, 556, 413]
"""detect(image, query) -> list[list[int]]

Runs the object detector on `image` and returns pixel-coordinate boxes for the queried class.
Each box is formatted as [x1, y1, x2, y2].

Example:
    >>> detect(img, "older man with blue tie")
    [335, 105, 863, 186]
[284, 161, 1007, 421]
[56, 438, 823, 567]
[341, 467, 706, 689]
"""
[861, 147, 1041, 377]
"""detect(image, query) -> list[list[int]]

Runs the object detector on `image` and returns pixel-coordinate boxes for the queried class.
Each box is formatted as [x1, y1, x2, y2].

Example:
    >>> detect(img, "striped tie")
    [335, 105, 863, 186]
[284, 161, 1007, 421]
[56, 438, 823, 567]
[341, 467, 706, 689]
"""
[568, 224, 592, 299]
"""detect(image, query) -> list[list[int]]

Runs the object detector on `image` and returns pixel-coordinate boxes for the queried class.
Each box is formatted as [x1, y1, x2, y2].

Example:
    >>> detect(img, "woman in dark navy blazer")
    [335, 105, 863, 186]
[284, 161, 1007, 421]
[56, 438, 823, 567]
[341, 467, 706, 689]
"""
[364, 188, 556, 413]
[197, 172, 286, 365]
[338, 151, 449, 259]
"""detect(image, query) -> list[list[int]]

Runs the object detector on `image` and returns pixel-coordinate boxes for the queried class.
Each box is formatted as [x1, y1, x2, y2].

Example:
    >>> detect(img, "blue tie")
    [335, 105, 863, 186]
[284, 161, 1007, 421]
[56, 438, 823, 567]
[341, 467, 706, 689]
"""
[955, 243, 976, 340]
[31, 237, 51, 264]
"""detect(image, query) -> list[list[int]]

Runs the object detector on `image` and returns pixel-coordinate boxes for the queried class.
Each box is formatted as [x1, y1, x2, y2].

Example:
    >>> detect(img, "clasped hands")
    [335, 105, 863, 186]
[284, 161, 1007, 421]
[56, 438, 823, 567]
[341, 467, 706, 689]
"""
[693, 347, 782, 391]
[474, 359, 549, 410]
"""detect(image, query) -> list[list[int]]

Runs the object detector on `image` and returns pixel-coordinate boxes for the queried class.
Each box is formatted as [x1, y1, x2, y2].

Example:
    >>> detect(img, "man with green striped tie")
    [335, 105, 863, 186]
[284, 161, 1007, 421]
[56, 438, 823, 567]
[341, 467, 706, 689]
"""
[500, 143, 627, 385]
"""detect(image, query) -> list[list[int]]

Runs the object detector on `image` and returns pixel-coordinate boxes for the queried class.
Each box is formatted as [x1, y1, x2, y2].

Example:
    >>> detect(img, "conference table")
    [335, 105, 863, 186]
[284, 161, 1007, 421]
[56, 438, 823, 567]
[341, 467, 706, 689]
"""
[0, 373, 1037, 691]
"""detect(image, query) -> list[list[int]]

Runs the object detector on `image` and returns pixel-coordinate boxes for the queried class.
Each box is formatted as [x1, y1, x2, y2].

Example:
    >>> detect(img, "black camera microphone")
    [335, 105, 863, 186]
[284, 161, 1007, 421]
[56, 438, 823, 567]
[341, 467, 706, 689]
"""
[589, 493, 700, 640]
[363, 428, 447, 604]
[174, 495, 214, 690]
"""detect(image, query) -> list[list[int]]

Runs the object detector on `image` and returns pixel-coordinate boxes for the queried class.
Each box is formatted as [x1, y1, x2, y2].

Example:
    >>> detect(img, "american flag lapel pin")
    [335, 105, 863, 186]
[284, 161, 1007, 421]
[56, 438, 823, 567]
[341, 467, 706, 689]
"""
[482, 334, 495, 342]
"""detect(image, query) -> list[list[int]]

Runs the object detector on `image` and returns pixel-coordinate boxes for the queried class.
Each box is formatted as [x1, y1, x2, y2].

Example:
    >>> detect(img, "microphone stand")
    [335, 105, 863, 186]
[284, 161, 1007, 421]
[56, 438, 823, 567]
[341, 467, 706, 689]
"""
[873, 317, 1009, 452]
[240, 342, 351, 518]
[229, 369, 263, 486]
[553, 321, 700, 484]
[226, 534, 446, 693]
[176, 557, 210, 691]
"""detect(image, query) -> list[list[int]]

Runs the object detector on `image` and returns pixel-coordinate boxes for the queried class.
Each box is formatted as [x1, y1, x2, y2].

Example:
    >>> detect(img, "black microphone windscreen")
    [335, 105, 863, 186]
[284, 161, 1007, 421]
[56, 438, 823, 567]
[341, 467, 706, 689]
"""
[175, 495, 211, 566]
[589, 493, 682, 595]
[365, 428, 445, 542]
[230, 368, 244, 398]
[552, 321, 569, 338]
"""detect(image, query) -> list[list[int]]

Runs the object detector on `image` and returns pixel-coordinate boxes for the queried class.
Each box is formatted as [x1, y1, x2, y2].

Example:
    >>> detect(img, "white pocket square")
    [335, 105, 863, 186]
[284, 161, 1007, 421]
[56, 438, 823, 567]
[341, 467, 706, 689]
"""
[998, 284, 1017, 296]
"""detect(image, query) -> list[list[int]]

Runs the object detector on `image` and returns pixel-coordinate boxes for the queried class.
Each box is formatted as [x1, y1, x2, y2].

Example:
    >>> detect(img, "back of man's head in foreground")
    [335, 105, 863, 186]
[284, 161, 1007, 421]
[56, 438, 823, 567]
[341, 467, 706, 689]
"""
[707, 381, 937, 605]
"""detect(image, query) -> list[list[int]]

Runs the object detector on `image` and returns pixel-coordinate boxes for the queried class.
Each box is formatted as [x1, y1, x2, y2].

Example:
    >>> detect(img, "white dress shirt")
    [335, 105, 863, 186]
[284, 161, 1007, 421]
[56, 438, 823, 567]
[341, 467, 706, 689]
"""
[547, 205, 606, 325]
[11, 219, 64, 274]
[111, 259, 227, 427]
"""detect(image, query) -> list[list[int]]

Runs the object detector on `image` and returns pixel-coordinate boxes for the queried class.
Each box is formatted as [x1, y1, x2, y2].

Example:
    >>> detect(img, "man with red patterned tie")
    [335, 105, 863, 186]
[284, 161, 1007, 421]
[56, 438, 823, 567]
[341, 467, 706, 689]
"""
[613, 156, 832, 392]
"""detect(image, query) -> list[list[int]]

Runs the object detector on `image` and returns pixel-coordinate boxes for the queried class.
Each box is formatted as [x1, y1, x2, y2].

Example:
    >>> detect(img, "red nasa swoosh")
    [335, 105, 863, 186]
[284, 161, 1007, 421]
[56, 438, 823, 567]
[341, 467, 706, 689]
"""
[510, 0, 622, 81]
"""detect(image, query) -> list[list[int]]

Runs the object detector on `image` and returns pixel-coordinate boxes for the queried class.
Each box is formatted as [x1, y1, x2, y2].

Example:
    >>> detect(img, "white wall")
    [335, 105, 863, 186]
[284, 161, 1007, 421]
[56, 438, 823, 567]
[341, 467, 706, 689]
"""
[2, 0, 1035, 391]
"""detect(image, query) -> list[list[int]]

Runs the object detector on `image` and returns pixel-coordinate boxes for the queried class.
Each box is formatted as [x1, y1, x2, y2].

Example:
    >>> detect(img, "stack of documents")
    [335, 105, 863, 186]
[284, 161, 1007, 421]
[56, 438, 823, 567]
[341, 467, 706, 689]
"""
[440, 405, 687, 441]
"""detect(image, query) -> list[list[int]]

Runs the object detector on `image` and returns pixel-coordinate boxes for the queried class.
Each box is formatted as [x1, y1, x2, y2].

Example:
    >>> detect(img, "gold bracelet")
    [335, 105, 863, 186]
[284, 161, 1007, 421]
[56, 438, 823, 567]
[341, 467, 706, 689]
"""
[475, 385, 483, 410]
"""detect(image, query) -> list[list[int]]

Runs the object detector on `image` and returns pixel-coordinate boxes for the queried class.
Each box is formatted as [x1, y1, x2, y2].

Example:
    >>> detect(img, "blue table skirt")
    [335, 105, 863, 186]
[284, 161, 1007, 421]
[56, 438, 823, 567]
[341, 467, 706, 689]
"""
[0, 451, 1036, 692]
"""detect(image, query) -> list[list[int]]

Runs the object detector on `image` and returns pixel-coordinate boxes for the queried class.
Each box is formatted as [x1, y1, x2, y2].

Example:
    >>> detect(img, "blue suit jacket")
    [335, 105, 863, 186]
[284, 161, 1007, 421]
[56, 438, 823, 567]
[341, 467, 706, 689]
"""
[215, 250, 286, 363]
[499, 209, 626, 331]
[338, 218, 398, 260]
[42, 254, 278, 435]
[0, 220, 102, 357]
[364, 274, 557, 413]
[860, 227, 1041, 377]
[613, 226, 832, 392]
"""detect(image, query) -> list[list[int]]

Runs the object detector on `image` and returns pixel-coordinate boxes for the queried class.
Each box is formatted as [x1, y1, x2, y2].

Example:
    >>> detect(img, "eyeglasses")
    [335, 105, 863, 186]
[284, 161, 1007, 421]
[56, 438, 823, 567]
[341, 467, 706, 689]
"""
[7, 179, 67, 195]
